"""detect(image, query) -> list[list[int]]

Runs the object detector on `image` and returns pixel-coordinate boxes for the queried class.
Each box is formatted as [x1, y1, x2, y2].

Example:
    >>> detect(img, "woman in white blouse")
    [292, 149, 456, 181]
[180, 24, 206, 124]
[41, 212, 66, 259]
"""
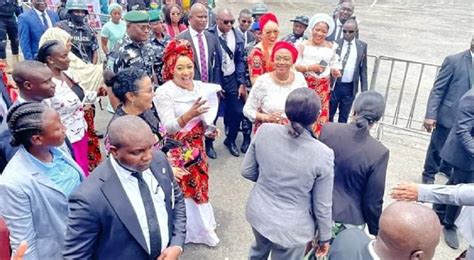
[37, 40, 106, 176]
[154, 39, 220, 246]
[243, 41, 307, 132]
[295, 13, 342, 136]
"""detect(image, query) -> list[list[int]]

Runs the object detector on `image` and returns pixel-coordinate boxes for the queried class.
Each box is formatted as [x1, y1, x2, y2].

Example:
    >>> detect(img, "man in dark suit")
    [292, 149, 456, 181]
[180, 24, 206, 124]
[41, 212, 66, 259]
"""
[433, 88, 474, 249]
[176, 3, 222, 159]
[191, 0, 216, 28]
[329, 202, 441, 260]
[422, 38, 473, 185]
[326, 1, 354, 42]
[329, 18, 367, 123]
[18, 0, 60, 60]
[63, 115, 186, 259]
[208, 8, 246, 157]
[235, 8, 255, 47]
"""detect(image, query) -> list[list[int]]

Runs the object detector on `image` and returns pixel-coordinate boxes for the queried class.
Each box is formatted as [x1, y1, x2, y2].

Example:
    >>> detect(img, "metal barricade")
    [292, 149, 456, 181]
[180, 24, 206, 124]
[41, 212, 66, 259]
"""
[367, 55, 441, 139]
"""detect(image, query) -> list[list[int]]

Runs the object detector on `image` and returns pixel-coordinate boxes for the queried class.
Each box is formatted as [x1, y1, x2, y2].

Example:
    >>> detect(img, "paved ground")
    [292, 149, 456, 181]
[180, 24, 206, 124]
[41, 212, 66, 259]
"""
[88, 0, 474, 259]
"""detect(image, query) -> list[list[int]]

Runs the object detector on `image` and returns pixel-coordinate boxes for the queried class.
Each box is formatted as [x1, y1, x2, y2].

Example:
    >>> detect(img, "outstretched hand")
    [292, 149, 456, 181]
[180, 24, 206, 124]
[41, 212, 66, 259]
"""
[391, 182, 419, 201]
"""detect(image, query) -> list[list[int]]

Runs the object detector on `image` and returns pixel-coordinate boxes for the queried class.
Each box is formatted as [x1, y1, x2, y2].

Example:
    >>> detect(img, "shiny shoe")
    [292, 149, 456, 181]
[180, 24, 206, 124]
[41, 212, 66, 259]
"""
[205, 141, 217, 159]
[224, 139, 240, 157]
[443, 227, 459, 249]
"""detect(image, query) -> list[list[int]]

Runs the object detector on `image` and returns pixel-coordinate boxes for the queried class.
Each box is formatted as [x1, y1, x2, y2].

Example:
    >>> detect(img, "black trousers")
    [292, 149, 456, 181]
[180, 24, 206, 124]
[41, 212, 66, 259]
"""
[222, 74, 243, 144]
[0, 15, 18, 58]
[422, 125, 453, 181]
[433, 163, 474, 228]
[329, 82, 354, 123]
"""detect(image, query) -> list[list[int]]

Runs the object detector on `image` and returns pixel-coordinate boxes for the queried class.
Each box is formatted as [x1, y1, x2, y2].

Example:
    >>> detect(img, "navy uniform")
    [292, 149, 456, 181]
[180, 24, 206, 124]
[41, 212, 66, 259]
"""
[55, 0, 99, 63]
[281, 15, 309, 44]
[107, 11, 156, 80]
[0, 0, 20, 71]
[149, 10, 170, 85]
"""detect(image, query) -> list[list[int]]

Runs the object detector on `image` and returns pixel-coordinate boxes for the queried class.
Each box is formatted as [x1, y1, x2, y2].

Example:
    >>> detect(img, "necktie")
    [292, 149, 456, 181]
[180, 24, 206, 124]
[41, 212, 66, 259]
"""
[131, 172, 161, 257]
[342, 41, 351, 73]
[336, 24, 343, 41]
[221, 33, 228, 71]
[41, 12, 49, 29]
[197, 33, 209, 82]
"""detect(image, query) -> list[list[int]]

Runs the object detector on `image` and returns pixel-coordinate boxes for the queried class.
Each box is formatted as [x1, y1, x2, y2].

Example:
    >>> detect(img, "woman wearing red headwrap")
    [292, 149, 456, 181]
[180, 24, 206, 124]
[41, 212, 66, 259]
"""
[243, 41, 308, 132]
[247, 12, 280, 85]
[154, 39, 221, 246]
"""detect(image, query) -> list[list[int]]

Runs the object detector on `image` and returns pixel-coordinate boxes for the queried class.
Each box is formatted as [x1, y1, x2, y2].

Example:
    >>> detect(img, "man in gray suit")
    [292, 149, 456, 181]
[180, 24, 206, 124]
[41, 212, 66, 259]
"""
[329, 18, 368, 123]
[176, 3, 223, 159]
[422, 37, 473, 185]
[392, 182, 474, 259]
[329, 202, 441, 260]
[63, 116, 186, 259]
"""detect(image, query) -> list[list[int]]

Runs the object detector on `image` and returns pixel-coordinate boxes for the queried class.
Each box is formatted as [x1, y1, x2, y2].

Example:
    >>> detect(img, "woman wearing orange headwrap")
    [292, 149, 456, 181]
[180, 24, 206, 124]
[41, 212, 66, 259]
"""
[244, 41, 308, 133]
[154, 39, 221, 246]
[247, 13, 280, 85]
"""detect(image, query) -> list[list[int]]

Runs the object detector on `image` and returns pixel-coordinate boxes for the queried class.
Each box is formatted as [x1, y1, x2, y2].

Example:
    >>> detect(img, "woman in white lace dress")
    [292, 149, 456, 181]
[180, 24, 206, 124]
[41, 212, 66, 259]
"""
[295, 13, 342, 136]
[154, 39, 221, 246]
[244, 41, 307, 132]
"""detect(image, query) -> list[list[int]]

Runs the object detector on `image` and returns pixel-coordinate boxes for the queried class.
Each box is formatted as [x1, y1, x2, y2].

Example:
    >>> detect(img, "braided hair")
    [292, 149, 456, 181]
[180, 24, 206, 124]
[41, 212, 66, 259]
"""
[7, 102, 48, 147]
[36, 40, 61, 64]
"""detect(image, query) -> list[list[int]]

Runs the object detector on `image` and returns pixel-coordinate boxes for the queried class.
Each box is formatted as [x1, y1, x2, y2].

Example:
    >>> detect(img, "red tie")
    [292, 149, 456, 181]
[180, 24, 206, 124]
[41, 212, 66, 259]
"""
[197, 33, 209, 82]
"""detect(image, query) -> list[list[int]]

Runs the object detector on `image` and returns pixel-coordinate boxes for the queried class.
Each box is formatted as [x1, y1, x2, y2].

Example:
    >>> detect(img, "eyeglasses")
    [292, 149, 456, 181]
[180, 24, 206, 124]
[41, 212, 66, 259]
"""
[343, 29, 355, 34]
[240, 19, 252, 24]
[222, 19, 235, 25]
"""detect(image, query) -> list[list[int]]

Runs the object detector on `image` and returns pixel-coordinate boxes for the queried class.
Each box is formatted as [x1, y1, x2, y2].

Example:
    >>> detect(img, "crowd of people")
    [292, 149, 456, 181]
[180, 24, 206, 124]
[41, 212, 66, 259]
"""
[0, 0, 472, 259]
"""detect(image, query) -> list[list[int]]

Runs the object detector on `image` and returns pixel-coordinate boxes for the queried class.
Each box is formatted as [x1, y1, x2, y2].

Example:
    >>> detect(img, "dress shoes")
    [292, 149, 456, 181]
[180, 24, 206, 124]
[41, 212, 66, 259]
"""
[205, 140, 217, 159]
[443, 227, 459, 249]
[240, 134, 251, 153]
[224, 139, 240, 157]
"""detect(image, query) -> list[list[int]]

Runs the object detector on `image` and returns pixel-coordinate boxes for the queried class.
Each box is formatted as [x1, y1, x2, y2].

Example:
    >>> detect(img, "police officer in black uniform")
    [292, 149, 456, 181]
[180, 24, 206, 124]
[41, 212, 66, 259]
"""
[0, 0, 20, 73]
[56, 0, 99, 64]
[106, 10, 156, 109]
[148, 9, 170, 86]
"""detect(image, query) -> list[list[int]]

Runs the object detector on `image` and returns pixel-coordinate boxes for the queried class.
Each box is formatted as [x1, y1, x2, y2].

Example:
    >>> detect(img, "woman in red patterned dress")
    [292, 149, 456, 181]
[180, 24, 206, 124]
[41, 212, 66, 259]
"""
[295, 13, 342, 136]
[154, 39, 221, 246]
[247, 13, 280, 85]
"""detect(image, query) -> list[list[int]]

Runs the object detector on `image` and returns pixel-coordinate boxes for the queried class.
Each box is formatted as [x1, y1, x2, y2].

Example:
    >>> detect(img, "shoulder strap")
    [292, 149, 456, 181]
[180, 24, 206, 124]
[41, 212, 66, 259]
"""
[218, 36, 234, 60]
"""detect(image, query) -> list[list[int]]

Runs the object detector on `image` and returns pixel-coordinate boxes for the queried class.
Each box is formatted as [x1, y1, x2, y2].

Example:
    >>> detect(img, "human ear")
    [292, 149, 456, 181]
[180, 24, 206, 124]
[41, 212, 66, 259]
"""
[30, 134, 43, 146]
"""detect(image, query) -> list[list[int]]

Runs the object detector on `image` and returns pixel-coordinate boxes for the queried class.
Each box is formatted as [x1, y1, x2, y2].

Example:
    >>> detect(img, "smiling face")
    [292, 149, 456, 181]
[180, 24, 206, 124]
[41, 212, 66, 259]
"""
[262, 21, 279, 45]
[150, 20, 165, 34]
[172, 55, 194, 89]
[338, 2, 354, 23]
[273, 48, 293, 74]
[311, 22, 329, 45]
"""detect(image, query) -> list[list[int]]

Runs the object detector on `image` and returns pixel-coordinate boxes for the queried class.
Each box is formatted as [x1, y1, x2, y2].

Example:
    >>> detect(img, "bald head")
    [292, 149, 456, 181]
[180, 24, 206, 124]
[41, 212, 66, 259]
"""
[375, 202, 441, 260]
[108, 115, 153, 148]
[189, 3, 208, 32]
[216, 8, 234, 33]
[12, 60, 55, 102]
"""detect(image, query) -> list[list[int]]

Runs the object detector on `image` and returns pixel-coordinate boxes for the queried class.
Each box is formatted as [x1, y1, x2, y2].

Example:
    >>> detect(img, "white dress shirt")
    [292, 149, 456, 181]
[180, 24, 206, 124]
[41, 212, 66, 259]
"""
[110, 156, 169, 253]
[340, 39, 358, 83]
[34, 8, 53, 28]
[217, 28, 236, 76]
[189, 27, 209, 76]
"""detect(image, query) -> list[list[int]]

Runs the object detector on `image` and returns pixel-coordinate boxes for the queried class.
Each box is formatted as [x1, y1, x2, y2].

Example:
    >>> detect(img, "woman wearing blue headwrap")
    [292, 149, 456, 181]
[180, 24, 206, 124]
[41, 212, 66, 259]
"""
[100, 3, 126, 55]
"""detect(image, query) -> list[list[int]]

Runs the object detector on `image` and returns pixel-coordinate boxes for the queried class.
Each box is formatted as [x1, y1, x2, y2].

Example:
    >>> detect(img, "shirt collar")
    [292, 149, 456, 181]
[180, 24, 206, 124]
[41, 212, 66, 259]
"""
[110, 155, 135, 180]
[189, 27, 203, 37]
[33, 7, 45, 15]
[344, 39, 355, 44]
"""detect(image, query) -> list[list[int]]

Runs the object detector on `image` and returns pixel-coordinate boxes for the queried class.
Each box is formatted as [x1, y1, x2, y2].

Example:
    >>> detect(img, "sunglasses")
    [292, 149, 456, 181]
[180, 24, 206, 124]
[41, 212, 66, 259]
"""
[343, 30, 355, 34]
[222, 19, 235, 25]
[240, 19, 252, 24]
